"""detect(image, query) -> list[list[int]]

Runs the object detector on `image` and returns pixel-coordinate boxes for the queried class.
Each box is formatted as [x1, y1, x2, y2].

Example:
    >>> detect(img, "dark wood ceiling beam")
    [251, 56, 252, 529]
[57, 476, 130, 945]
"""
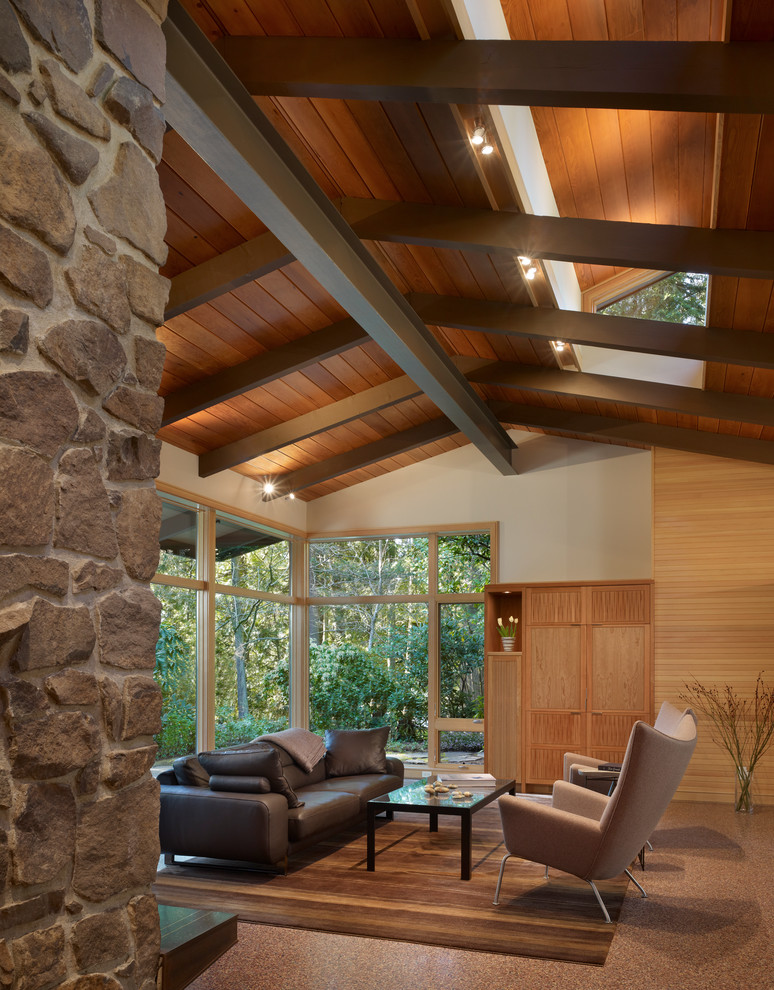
[350, 201, 774, 280]
[473, 364, 774, 427]
[408, 294, 774, 370]
[492, 401, 774, 467]
[163, 2, 517, 476]
[199, 374, 423, 477]
[165, 230, 292, 319]
[162, 319, 370, 427]
[265, 417, 458, 498]
[213, 38, 774, 114]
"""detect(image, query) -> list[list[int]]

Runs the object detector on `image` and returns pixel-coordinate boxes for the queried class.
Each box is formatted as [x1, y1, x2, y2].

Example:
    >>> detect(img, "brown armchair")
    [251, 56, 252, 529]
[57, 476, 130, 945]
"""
[493, 705, 697, 922]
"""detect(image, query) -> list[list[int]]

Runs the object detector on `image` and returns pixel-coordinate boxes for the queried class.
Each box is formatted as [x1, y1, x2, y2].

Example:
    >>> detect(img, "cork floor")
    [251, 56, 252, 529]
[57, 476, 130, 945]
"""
[186, 800, 774, 990]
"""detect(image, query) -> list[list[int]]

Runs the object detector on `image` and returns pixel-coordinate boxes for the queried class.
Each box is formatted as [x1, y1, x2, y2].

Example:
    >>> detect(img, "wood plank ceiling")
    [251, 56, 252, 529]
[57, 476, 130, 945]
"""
[156, 0, 774, 501]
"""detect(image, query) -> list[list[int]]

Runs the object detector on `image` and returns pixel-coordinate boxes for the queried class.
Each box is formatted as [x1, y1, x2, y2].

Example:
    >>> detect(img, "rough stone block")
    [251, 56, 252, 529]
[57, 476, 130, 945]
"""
[0, 555, 69, 601]
[59, 975, 123, 990]
[9, 711, 101, 778]
[9, 925, 66, 990]
[39, 318, 128, 396]
[105, 76, 165, 162]
[0, 370, 79, 456]
[96, 0, 166, 101]
[128, 893, 161, 982]
[104, 745, 156, 789]
[65, 245, 132, 334]
[121, 254, 169, 326]
[0, 675, 49, 721]
[84, 224, 116, 255]
[10, 0, 92, 73]
[0, 448, 54, 546]
[0, 72, 21, 106]
[0, 601, 33, 666]
[40, 58, 110, 140]
[0, 1, 31, 73]
[76, 756, 102, 796]
[89, 142, 167, 265]
[121, 675, 162, 739]
[24, 110, 100, 185]
[88, 61, 115, 99]
[0, 307, 28, 354]
[44, 668, 100, 705]
[12, 782, 76, 884]
[134, 335, 166, 391]
[0, 939, 13, 989]
[103, 384, 164, 432]
[73, 778, 160, 901]
[114, 487, 161, 580]
[71, 560, 123, 594]
[54, 447, 119, 559]
[106, 430, 161, 481]
[0, 109, 76, 254]
[99, 675, 123, 741]
[12, 597, 95, 672]
[0, 223, 53, 308]
[73, 407, 108, 445]
[96, 587, 162, 670]
[71, 907, 131, 970]
[0, 892, 63, 933]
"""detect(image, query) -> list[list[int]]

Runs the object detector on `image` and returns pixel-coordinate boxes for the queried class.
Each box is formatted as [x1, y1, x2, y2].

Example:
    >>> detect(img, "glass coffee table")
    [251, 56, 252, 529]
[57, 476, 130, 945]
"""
[366, 776, 516, 880]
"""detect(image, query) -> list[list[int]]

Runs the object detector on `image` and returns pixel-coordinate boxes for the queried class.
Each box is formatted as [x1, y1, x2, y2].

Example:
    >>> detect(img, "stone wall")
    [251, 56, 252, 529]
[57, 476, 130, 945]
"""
[0, 1, 169, 986]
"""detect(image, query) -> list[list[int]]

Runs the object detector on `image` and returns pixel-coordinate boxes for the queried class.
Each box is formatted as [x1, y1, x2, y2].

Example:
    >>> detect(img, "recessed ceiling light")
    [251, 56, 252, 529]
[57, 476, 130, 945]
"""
[471, 125, 486, 146]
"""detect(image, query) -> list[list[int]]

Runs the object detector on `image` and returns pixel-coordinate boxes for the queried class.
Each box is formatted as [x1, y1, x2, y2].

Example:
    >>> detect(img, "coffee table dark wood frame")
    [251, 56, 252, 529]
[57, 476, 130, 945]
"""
[366, 777, 516, 880]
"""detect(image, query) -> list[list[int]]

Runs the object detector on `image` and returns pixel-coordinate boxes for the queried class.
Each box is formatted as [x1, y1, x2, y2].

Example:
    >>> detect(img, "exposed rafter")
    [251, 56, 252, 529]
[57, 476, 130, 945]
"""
[214, 37, 774, 114]
[472, 365, 774, 427]
[264, 417, 458, 498]
[162, 319, 370, 427]
[409, 294, 774, 371]
[493, 401, 774, 468]
[163, 1, 517, 475]
[199, 374, 423, 477]
[347, 200, 774, 280]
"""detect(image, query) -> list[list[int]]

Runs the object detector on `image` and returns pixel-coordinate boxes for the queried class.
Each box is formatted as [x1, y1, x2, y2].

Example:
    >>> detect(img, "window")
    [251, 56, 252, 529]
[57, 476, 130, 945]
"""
[152, 496, 293, 765]
[308, 529, 492, 769]
[600, 271, 708, 325]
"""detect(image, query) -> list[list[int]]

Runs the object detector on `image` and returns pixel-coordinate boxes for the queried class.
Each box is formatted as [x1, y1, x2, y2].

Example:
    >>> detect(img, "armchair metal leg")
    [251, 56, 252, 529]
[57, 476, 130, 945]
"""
[544, 865, 549, 880]
[588, 880, 612, 924]
[492, 853, 512, 905]
[625, 868, 648, 899]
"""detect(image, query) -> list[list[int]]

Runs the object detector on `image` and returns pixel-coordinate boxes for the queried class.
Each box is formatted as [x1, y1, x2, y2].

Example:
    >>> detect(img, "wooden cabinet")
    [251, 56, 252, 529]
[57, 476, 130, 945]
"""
[484, 651, 522, 782]
[484, 580, 653, 788]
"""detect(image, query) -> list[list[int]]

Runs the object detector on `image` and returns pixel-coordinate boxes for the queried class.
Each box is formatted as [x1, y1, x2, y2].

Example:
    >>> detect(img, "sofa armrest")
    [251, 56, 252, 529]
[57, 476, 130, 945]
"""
[156, 769, 177, 785]
[386, 757, 404, 782]
[159, 785, 289, 867]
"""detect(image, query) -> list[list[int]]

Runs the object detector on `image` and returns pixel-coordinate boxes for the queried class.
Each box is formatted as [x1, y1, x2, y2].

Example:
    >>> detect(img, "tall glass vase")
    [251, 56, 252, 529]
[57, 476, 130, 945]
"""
[734, 766, 756, 813]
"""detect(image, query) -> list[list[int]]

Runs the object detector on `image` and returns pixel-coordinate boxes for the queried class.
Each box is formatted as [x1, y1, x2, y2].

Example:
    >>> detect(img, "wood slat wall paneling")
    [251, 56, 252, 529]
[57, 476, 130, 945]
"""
[653, 447, 774, 802]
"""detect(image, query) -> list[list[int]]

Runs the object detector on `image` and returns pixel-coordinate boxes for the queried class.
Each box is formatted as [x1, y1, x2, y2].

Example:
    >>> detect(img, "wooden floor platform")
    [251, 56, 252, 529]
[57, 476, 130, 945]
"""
[158, 903, 238, 990]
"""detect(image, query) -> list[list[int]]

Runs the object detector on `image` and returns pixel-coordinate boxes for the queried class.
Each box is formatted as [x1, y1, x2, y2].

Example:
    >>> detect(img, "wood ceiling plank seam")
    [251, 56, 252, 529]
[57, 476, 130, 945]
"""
[532, 107, 578, 218]
[203, 293, 279, 341]
[380, 101, 463, 205]
[567, 0, 608, 39]
[733, 278, 773, 332]
[204, 0, 261, 34]
[280, 0, 343, 36]
[159, 318, 244, 372]
[309, 96, 403, 202]
[419, 102, 493, 210]
[230, 280, 315, 337]
[651, 111, 679, 225]
[553, 107, 606, 219]
[177, 305, 267, 359]
[586, 107, 631, 220]
[714, 114, 760, 228]
[282, 262, 350, 323]
[359, 0, 419, 38]
[748, 114, 774, 231]
[165, 310, 253, 363]
[610, 0, 644, 40]
[525, 0, 572, 38]
[163, 209, 222, 267]
[162, 130, 268, 239]
[255, 269, 337, 331]
[157, 162, 246, 253]
[346, 99, 434, 202]
[618, 108, 656, 223]
[701, 108, 718, 228]
[323, 0, 384, 37]
[677, 110, 711, 226]
[276, 95, 372, 198]
[316, 352, 372, 393]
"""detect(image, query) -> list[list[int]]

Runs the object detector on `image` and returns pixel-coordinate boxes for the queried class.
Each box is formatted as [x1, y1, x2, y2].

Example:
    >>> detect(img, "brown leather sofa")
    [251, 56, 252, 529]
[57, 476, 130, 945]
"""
[158, 727, 404, 872]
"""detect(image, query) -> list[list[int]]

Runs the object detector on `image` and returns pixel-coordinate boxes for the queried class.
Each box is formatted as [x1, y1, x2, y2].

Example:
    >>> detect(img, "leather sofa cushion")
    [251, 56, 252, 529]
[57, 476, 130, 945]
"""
[287, 788, 359, 843]
[324, 726, 389, 778]
[199, 743, 304, 808]
[172, 754, 209, 788]
[302, 772, 401, 810]
[209, 774, 271, 793]
[259, 741, 327, 791]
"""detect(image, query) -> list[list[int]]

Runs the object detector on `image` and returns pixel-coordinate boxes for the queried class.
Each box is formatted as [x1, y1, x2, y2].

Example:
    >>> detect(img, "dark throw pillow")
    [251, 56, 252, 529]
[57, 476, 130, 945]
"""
[198, 743, 304, 807]
[172, 754, 210, 788]
[208, 774, 271, 794]
[324, 726, 390, 778]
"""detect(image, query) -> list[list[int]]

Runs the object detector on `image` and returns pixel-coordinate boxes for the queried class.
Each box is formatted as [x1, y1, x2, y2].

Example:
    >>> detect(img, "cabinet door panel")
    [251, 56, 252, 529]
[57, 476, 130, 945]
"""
[589, 584, 650, 623]
[485, 653, 521, 781]
[590, 712, 641, 748]
[590, 626, 647, 711]
[527, 588, 582, 624]
[528, 748, 566, 782]
[529, 711, 584, 746]
[529, 626, 583, 709]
